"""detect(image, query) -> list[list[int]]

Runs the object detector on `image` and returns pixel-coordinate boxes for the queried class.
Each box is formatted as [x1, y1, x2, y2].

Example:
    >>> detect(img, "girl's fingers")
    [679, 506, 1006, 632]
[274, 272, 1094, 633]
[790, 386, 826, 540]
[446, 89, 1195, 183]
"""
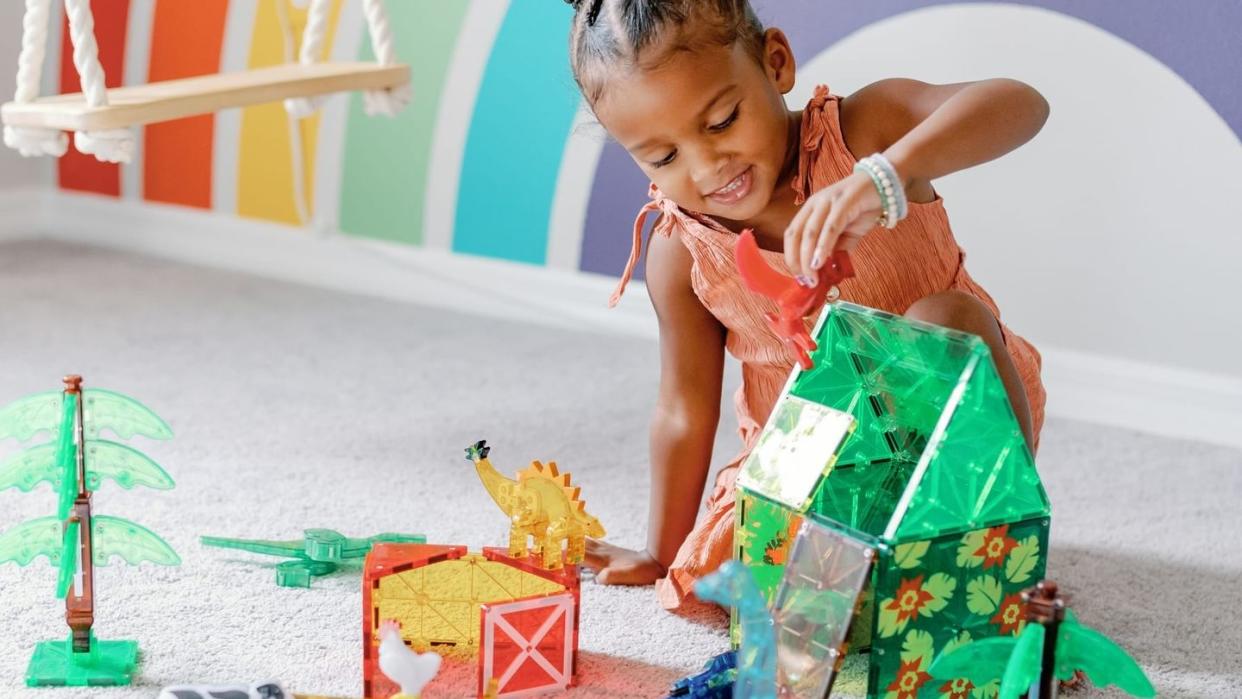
[814, 201, 854, 270]
[799, 200, 832, 281]
[783, 204, 813, 273]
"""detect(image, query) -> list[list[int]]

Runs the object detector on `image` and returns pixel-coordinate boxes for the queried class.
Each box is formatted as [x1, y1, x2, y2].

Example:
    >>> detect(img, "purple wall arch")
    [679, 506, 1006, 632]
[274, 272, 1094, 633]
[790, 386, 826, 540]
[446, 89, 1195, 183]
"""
[578, 0, 1242, 278]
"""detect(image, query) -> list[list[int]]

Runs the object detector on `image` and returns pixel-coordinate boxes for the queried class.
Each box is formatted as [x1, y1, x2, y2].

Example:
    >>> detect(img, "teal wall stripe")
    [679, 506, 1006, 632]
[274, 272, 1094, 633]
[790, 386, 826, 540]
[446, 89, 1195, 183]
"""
[452, 0, 579, 264]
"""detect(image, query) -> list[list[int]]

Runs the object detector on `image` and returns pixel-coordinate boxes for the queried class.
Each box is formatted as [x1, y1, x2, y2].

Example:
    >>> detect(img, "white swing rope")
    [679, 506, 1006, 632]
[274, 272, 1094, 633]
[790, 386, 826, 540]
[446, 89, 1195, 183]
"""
[283, 0, 334, 119]
[4, 0, 68, 157]
[284, 0, 411, 120]
[5, 0, 135, 162]
[359, 0, 411, 117]
[62, 0, 134, 163]
[5, 0, 407, 161]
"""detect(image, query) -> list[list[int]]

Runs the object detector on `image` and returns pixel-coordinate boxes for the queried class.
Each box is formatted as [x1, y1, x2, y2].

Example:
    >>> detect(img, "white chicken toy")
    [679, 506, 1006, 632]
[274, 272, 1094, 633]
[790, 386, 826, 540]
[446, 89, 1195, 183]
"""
[377, 620, 442, 699]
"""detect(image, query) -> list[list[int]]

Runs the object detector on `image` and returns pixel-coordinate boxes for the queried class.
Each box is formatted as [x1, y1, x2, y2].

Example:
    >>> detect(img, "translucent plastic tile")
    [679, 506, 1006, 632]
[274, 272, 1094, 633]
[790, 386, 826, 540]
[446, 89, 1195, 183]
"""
[738, 396, 855, 511]
[771, 521, 874, 698]
[789, 305, 983, 538]
[735, 490, 804, 607]
[888, 354, 1050, 543]
[866, 518, 1049, 699]
[729, 303, 1055, 699]
[776, 304, 1048, 545]
[371, 554, 566, 655]
[480, 592, 575, 696]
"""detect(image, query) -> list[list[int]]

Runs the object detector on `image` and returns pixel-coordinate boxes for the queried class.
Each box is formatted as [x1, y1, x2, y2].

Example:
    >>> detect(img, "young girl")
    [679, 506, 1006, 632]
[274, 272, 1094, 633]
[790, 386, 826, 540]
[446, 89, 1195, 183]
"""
[569, 0, 1048, 611]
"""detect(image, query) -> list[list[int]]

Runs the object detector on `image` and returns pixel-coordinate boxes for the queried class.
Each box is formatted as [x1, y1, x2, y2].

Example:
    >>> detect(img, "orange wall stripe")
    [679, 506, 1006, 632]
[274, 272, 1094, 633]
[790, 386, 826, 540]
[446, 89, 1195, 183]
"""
[142, 0, 230, 208]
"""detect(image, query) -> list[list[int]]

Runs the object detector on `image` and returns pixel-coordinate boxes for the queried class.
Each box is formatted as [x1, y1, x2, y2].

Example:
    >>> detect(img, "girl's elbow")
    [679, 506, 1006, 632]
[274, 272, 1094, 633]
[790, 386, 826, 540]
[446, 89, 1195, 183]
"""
[1003, 78, 1050, 129]
[1029, 85, 1051, 129]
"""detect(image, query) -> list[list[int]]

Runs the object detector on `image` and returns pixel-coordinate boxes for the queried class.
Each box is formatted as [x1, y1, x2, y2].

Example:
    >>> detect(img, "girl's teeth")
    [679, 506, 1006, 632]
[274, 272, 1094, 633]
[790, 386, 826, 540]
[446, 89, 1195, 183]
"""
[718, 174, 743, 195]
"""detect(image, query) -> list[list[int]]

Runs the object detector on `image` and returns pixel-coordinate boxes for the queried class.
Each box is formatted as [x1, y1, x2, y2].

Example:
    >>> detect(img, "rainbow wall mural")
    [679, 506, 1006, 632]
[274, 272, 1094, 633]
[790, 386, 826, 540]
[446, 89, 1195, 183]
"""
[54, 0, 1241, 280]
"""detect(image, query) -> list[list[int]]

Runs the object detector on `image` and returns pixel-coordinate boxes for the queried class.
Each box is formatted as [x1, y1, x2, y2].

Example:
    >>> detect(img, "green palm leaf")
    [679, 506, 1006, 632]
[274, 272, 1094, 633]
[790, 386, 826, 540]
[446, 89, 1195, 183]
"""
[0, 516, 65, 566]
[56, 394, 78, 521]
[999, 623, 1044, 699]
[929, 636, 1016, 686]
[0, 440, 174, 494]
[57, 520, 80, 599]
[92, 516, 180, 566]
[0, 443, 59, 492]
[83, 440, 175, 490]
[82, 389, 172, 441]
[1057, 611, 1156, 697]
[0, 391, 63, 442]
[0, 390, 77, 520]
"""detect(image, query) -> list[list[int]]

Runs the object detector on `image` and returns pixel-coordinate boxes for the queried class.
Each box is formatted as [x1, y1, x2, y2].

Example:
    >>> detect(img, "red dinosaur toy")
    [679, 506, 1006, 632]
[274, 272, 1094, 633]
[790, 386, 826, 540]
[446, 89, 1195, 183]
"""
[733, 230, 855, 370]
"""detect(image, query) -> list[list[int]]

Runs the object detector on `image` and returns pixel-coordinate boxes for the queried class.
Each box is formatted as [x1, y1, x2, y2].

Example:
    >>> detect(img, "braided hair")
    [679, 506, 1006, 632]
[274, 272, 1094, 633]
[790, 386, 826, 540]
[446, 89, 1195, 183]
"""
[565, 0, 606, 26]
[565, 0, 766, 104]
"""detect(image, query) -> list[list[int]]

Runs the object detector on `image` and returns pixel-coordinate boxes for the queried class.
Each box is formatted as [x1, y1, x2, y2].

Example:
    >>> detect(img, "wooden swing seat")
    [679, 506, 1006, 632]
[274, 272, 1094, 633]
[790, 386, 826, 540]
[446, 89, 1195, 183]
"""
[0, 61, 408, 132]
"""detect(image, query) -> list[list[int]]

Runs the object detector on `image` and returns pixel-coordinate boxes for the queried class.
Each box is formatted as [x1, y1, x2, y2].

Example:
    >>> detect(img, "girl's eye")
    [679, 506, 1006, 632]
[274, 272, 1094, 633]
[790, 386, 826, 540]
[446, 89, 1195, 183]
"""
[651, 150, 677, 168]
[709, 106, 740, 133]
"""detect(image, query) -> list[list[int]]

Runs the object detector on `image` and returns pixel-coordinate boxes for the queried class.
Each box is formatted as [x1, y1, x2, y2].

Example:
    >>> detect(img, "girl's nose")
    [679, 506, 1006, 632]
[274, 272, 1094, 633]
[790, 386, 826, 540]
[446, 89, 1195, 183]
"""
[691, 152, 733, 195]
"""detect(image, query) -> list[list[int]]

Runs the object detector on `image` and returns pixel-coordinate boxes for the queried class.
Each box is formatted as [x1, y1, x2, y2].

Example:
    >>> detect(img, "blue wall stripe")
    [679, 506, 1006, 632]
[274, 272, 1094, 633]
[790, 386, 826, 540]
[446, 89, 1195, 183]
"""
[453, 0, 580, 264]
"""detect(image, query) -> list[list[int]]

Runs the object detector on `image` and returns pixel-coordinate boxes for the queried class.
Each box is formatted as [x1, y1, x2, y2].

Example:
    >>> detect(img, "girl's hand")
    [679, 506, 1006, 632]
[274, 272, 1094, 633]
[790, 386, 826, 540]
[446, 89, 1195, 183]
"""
[784, 170, 883, 282]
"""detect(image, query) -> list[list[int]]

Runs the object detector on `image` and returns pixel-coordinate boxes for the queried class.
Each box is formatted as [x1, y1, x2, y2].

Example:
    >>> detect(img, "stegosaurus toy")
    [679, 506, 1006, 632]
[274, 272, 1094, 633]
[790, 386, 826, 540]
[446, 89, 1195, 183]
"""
[466, 440, 604, 569]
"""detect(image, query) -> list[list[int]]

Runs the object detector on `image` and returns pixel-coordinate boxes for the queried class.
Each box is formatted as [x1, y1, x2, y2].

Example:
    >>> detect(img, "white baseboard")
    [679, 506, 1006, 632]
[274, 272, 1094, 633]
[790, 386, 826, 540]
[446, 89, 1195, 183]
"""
[19, 191, 1242, 450]
[1039, 349, 1242, 449]
[37, 190, 657, 338]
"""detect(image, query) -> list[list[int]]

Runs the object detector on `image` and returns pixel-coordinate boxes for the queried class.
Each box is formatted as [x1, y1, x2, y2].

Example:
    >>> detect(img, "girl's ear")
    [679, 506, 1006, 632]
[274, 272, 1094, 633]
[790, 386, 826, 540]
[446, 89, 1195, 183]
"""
[762, 28, 796, 94]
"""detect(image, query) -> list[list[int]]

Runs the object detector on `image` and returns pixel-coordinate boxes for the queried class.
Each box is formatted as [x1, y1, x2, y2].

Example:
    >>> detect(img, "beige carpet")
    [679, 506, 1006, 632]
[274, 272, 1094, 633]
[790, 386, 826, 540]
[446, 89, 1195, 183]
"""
[0, 240, 1238, 698]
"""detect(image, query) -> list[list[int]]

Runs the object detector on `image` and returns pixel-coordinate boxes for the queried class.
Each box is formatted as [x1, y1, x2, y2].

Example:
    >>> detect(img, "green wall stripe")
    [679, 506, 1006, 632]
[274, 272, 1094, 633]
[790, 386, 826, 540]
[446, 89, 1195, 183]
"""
[338, 3, 469, 244]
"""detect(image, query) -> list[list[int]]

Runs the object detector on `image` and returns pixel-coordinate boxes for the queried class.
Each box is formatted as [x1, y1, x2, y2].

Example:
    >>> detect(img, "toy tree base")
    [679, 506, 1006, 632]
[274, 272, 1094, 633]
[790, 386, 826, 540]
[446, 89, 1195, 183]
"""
[26, 635, 139, 687]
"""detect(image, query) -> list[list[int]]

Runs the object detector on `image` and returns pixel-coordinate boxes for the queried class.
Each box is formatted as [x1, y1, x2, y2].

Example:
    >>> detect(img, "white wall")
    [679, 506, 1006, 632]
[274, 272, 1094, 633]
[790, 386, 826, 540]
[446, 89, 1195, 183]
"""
[0, 2, 55, 192]
[794, 4, 1242, 384]
[0, 3, 1234, 444]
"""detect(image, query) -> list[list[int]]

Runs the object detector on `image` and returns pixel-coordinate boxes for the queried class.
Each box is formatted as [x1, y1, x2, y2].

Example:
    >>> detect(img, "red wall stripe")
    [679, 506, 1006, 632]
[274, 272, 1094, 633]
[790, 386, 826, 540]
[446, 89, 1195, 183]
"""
[143, 0, 229, 209]
[57, 0, 131, 197]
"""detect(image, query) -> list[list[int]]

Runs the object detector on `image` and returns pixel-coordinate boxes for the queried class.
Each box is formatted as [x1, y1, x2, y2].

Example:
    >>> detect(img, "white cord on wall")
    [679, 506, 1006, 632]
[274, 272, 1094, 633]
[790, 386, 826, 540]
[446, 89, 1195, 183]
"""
[275, 0, 311, 226]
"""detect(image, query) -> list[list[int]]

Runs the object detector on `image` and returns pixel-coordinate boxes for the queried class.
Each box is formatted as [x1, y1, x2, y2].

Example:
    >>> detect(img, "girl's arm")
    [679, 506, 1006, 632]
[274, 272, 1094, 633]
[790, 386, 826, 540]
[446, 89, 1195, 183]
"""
[644, 222, 727, 569]
[785, 78, 1049, 277]
[841, 77, 1050, 198]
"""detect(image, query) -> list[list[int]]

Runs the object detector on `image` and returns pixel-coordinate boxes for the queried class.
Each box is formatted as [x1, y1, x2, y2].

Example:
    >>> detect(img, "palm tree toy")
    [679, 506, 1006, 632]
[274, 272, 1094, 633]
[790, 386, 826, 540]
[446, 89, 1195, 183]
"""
[929, 580, 1156, 699]
[0, 375, 180, 687]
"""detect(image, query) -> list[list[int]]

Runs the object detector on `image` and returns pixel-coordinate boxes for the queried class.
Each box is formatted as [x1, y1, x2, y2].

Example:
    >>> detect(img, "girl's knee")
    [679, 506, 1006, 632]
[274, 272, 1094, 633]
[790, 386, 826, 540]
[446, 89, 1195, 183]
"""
[905, 290, 1001, 338]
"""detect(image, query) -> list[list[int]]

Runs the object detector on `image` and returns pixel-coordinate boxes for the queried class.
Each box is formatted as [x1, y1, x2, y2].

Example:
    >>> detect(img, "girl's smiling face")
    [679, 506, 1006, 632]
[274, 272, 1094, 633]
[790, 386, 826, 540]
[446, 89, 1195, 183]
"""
[592, 29, 798, 223]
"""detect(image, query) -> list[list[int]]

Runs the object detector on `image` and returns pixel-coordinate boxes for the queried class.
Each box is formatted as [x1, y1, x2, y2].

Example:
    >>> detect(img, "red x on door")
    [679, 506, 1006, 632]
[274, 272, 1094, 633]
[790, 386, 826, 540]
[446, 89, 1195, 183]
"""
[479, 591, 576, 697]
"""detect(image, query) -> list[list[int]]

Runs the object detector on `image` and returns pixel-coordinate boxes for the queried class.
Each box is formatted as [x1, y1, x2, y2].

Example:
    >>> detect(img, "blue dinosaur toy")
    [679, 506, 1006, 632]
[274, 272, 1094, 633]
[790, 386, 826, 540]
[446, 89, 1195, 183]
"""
[694, 561, 776, 699]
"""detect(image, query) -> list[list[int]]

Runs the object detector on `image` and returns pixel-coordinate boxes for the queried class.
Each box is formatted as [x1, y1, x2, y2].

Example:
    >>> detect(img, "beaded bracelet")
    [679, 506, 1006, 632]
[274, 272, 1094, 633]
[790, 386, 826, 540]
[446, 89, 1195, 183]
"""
[855, 158, 892, 225]
[854, 154, 908, 229]
[855, 156, 901, 228]
[872, 153, 908, 222]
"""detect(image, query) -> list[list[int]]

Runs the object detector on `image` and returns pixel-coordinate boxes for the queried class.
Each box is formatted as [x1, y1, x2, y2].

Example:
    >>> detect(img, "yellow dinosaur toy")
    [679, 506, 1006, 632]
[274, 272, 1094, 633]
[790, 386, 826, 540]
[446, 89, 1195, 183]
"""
[466, 440, 604, 569]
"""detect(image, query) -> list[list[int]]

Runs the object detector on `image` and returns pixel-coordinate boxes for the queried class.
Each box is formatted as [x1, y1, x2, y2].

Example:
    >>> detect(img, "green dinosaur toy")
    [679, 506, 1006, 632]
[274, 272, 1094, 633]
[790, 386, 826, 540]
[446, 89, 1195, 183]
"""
[201, 529, 426, 587]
